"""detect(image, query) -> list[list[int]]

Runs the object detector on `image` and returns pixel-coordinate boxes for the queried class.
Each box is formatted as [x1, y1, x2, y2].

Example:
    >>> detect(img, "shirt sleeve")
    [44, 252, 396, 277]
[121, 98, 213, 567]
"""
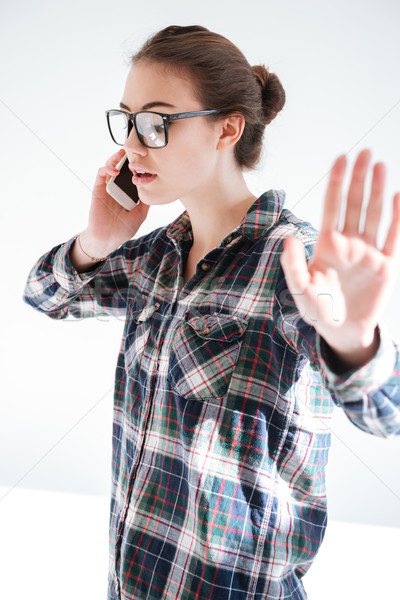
[22, 233, 140, 320]
[273, 239, 400, 439]
[315, 328, 400, 438]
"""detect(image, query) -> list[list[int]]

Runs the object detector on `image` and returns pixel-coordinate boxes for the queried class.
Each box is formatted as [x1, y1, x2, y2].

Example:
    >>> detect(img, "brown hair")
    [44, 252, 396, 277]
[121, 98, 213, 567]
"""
[130, 25, 286, 170]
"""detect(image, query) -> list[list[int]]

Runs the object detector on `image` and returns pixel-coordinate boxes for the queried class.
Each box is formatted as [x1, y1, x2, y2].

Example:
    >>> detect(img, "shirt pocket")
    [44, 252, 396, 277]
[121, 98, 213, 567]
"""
[124, 297, 159, 379]
[167, 311, 248, 400]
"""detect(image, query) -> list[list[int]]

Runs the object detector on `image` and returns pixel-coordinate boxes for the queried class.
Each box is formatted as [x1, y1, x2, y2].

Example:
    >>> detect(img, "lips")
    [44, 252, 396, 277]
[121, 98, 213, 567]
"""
[129, 164, 155, 175]
[129, 164, 157, 186]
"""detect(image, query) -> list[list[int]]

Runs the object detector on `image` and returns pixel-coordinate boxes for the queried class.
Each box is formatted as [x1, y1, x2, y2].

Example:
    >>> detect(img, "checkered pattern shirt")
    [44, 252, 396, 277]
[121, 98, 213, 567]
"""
[23, 190, 400, 600]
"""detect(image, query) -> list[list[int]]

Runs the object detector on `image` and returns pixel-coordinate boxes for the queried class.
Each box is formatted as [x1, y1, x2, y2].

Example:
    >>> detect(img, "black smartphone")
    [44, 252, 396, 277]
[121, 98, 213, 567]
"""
[106, 153, 140, 211]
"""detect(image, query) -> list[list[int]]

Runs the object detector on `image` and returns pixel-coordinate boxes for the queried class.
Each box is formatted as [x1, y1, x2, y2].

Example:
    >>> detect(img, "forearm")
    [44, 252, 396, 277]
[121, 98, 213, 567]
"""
[23, 233, 133, 320]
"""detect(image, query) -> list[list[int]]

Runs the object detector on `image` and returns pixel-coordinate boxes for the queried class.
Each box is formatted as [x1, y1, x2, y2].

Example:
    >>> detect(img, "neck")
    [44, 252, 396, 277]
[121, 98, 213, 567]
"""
[181, 170, 257, 254]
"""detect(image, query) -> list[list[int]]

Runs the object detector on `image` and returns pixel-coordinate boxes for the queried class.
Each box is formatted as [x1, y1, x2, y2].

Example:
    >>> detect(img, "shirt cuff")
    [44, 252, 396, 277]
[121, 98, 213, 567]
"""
[53, 234, 108, 293]
[316, 324, 397, 401]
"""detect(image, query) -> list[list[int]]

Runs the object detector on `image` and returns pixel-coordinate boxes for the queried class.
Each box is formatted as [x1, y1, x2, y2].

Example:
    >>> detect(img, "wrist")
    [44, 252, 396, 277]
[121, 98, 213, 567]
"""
[321, 326, 380, 373]
[77, 233, 108, 263]
[79, 230, 117, 261]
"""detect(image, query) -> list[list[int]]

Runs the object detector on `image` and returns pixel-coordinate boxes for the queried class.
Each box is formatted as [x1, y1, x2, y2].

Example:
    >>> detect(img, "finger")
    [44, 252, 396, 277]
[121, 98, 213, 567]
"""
[105, 148, 126, 168]
[321, 154, 347, 232]
[363, 162, 386, 245]
[280, 237, 310, 293]
[97, 154, 126, 183]
[106, 150, 127, 184]
[342, 149, 371, 236]
[383, 193, 400, 257]
[96, 165, 121, 187]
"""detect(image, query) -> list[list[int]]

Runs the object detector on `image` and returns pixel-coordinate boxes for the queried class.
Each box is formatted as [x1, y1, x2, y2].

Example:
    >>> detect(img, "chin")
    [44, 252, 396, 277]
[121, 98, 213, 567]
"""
[139, 192, 179, 206]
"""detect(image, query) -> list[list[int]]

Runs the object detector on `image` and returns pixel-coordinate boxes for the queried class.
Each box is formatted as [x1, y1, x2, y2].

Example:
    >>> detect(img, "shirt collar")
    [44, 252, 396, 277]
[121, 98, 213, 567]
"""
[166, 189, 285, 243]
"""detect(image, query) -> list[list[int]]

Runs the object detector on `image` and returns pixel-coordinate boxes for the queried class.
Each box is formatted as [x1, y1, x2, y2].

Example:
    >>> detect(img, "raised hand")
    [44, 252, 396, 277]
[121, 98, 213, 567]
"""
[280, 149, 400, 370]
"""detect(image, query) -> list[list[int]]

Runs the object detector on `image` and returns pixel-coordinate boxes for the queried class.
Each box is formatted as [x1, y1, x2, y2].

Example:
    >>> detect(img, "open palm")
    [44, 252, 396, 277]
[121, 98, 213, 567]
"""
[281, 149, 400, 366]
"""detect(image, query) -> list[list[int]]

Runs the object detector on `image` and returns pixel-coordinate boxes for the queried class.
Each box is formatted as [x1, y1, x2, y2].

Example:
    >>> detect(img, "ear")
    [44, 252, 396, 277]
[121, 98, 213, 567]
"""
[216, 113, 245, 151]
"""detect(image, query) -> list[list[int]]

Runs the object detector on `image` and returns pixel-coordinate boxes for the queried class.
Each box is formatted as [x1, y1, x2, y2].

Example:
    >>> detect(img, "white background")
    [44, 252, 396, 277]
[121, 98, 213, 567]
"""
[1, 0, 400, 598]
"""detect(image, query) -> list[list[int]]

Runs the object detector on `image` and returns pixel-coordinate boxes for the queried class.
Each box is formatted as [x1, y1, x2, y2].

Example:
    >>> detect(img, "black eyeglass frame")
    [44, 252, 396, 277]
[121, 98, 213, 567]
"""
[105, 109, 222, 149]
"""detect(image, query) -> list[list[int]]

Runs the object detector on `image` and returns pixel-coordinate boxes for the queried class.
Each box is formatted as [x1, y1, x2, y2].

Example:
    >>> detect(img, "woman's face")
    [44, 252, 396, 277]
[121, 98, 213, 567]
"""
[120, 61, 224, 206]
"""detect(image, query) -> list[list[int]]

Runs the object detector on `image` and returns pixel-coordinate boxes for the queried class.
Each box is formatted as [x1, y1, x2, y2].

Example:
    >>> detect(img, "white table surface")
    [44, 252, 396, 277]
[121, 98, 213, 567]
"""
[1, 486, 398, 599]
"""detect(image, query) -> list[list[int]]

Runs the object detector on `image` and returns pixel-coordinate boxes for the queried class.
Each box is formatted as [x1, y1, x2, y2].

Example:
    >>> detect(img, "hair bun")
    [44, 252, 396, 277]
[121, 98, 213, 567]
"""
[251, 64, 286, 125]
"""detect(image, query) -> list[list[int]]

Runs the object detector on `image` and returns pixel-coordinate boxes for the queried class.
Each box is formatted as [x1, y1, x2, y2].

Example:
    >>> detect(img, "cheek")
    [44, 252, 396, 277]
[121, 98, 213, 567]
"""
[169, 123, 218, 166]
[162, 150, 207, 181]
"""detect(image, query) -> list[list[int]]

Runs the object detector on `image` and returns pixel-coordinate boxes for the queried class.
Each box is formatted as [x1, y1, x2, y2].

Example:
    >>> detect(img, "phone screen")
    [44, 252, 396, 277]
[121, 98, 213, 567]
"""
[113, 156, 140, 203]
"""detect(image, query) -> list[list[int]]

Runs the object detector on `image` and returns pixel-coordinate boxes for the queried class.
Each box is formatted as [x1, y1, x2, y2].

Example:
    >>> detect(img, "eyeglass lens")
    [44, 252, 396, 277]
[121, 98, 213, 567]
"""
[108, 111, 166, 148]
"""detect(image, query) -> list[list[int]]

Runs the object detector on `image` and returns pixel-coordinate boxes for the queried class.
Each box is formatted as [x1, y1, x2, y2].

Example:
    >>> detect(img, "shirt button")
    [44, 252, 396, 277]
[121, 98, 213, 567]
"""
[226, 236, 233, 244]
[154, 302, 160, 309]
[201, 262, 211, 271]
[201, 326, 211, 336]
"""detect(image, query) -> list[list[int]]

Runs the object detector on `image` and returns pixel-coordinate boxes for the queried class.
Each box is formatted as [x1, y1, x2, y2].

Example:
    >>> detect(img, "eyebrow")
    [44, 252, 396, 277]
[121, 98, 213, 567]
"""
[119, 101, 176, 112]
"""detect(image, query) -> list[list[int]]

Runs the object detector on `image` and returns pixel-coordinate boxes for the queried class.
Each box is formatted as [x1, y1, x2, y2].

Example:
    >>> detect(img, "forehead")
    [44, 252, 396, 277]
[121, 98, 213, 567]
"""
[121, 62, 201, 111]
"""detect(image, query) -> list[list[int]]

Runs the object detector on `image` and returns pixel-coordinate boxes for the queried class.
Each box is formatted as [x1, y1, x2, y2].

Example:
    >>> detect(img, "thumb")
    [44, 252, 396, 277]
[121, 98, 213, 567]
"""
[280, 236, 310, 295]
[280, 236, 316, 324]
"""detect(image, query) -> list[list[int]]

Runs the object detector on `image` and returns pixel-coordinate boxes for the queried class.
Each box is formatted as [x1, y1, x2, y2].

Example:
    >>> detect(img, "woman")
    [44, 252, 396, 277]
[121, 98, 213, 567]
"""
[23, 25, 400, 600]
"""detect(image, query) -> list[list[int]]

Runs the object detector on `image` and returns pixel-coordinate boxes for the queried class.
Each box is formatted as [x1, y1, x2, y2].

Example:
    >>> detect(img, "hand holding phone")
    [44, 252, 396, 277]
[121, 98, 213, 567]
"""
[84, 149, 149, 256]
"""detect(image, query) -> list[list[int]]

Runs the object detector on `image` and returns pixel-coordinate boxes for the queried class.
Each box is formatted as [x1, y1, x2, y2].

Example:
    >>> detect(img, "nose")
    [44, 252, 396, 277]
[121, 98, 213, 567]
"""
[123, 125, 148, 157]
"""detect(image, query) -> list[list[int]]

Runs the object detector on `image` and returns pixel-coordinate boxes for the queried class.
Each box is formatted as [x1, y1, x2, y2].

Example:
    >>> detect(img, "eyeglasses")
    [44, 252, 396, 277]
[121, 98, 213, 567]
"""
[105, 109, 222, 149]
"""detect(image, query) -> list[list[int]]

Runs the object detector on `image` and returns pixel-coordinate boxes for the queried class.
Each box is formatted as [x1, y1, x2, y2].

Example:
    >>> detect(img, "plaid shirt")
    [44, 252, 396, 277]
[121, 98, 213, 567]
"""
[23, 190, 400, 600]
